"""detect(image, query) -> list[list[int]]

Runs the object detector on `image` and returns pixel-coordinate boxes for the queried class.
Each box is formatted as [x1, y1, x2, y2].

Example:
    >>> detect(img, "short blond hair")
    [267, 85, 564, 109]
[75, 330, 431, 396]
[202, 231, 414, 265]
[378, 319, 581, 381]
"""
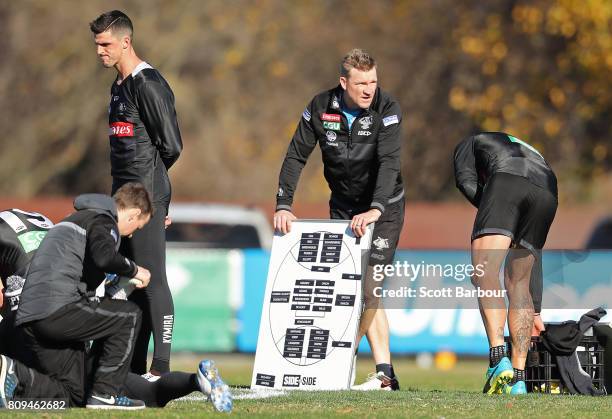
[340, 49, 376, 77]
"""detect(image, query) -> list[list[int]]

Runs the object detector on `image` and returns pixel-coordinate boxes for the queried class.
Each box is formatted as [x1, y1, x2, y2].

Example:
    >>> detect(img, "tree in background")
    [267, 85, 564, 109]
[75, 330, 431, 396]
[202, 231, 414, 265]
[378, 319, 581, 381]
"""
[0, 0, 609, 204]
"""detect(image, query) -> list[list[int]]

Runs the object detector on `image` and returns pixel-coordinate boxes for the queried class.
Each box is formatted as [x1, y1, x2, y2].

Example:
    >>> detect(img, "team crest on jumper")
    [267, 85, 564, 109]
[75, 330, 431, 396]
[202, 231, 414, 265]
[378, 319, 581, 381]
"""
[373, 236, 389, 251]
[359, 116, 373, 130]
[326, 130, 337, 142]
[331, 97, 340, 109]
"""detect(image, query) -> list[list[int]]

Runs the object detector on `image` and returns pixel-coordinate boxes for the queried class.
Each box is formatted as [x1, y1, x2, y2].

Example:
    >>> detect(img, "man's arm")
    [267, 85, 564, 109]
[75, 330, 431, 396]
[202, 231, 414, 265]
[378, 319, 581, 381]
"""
[453, 136, 480, 207]
[370, 101, 402, 214]
[138, 81, 183, 169]
[86, 216, 138, 278]
[350, 101, 402, 237]
[531, 254, 545, 334]
[275, 101, 318, 212]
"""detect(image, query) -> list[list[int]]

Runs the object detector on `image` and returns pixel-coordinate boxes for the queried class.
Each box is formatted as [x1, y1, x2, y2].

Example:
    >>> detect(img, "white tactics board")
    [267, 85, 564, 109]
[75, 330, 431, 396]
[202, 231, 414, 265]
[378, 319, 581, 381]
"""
[251, 220, 372, 390]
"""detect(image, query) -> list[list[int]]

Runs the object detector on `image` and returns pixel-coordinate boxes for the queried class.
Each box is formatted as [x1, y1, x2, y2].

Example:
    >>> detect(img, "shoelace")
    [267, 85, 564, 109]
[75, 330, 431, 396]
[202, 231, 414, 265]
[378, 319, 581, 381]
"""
[365, 372, 381, 382]
[6, 373, 18, 397]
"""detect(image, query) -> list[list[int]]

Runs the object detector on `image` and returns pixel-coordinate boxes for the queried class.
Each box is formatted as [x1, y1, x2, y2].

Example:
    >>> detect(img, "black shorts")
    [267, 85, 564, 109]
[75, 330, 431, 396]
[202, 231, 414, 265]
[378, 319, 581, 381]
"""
[473, 172, 558, 251]
[330, 199, 405, 266]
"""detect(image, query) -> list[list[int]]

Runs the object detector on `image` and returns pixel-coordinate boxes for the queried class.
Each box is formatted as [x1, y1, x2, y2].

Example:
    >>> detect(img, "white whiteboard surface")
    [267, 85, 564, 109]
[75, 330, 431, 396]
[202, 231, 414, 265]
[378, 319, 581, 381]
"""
[251, 220, 372, 390]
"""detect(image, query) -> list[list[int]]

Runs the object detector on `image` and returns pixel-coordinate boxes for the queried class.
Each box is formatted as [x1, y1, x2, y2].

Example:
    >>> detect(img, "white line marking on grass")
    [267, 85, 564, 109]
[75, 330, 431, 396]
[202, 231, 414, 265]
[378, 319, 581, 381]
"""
[234, 389, 287, 400]
[177, 388, 287, 402]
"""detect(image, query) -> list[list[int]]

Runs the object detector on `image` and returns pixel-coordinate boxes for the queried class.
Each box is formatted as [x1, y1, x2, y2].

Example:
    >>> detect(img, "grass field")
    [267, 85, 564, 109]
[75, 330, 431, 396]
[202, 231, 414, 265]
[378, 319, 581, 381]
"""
[3, 354, 611, 418]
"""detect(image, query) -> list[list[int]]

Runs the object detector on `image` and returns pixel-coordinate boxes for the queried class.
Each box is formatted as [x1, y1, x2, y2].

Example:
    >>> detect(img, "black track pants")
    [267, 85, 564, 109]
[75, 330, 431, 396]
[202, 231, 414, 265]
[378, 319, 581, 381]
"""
[22, 298, 141, 402]
[11, 356, 78, 406]
[122, 203, 174, 374]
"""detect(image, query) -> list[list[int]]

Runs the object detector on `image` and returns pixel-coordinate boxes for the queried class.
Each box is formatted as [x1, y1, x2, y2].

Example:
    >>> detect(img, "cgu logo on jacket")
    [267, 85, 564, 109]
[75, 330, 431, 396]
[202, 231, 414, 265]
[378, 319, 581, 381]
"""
[109, 122, 134, 137]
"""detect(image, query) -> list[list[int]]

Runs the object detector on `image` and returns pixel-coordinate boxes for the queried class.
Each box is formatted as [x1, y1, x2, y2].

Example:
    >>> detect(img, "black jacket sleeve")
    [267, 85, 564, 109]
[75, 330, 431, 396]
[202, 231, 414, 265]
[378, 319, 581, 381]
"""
[86, 216, 138, 277]
[370, 101, 402, 214]
[137, 81, 183, 169]
[276, 101, 318, 211]
[453, 136, 480, 207]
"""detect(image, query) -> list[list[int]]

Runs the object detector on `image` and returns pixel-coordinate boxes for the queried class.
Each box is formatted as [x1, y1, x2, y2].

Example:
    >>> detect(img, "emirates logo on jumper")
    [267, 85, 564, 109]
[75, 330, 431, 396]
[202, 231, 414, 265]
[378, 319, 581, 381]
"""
[321, 113, 341, 122]
[109, 122, 134, 137]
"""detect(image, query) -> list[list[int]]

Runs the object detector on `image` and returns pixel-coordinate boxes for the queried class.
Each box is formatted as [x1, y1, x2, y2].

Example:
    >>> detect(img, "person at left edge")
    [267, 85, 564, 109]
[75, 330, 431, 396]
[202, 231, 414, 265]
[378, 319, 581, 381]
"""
[0, 209, 53, 359]
[90, 10, 182, 379]
[0, 209, 231, 412]
[14, 183, 152, 409]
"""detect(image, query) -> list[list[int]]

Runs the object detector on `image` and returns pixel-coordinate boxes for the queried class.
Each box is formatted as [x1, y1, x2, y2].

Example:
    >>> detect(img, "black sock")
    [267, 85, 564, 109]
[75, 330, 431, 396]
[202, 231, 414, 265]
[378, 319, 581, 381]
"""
[156, 372, 199, 407]
[376, 363, 395, 379]
[510, 368, 525, 384]
[124, 372, 198, 407]
[489, 345, 506, 367]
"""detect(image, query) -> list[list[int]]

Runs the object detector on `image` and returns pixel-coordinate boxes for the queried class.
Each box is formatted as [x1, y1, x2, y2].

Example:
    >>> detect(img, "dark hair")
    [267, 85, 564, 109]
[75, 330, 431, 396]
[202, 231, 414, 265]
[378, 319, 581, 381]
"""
[113, 182, 153, 217]
[90, 10, 133, 38]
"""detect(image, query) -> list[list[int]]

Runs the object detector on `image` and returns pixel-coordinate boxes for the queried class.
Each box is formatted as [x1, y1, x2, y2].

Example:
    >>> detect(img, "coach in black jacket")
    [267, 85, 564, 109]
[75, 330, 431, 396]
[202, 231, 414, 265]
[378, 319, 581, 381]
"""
[15, 183, 152, 408]
[274, 49, 404, 391]
[275, 62, 403, 221]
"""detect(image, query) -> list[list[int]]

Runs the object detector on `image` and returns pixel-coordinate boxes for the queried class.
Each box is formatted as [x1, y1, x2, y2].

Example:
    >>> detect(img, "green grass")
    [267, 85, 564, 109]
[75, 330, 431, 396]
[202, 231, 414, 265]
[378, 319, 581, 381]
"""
[3, 354, 611, 418]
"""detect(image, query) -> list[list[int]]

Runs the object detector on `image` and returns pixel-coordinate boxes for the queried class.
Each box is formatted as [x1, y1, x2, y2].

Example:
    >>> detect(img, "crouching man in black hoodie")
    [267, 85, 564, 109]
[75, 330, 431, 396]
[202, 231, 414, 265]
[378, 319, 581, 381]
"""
[8, 182, 152, 410]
